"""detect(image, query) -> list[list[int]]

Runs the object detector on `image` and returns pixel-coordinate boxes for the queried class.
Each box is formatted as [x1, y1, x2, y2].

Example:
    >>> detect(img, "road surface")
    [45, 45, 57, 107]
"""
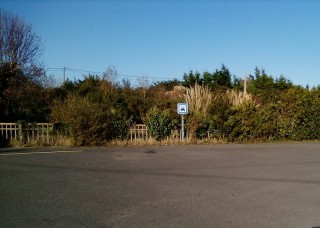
[1, 143, 320, 227]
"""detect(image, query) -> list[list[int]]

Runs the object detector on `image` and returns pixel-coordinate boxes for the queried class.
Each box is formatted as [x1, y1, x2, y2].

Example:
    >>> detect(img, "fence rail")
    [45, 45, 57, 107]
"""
[129, 124, 149, 141]
[0, 122, 53, 145]
[1, 123, 186, 146]
[128, 124, 185, 141]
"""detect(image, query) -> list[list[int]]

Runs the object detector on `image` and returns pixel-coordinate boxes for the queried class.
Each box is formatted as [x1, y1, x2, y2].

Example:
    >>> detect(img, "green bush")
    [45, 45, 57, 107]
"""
[145, 106, 173, 141]
[50, 95, 130, 145]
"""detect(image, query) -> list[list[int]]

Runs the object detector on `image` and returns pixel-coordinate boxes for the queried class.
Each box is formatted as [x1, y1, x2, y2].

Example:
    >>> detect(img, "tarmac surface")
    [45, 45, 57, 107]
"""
[1, 143, 320, 227]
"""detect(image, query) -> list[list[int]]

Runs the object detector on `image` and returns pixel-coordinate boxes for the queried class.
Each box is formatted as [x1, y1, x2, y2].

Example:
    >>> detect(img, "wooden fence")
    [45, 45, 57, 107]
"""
[129, 124, 149, 141]
[128, 124, 184, 141]
[0, 122, 53, 145]
[0, 123, 186, 146]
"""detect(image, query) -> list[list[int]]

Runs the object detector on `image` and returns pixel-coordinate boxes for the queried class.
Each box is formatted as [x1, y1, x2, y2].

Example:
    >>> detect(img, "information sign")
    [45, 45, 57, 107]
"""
[177, 103, 188, 115]
[177, 103, 188, 141]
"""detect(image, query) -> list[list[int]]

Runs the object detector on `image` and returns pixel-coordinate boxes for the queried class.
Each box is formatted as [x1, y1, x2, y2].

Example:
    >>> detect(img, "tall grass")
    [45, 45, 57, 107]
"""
[182, 83, 212, 140]
[226, 89, 254, 107]
[183, 83, 212, 116]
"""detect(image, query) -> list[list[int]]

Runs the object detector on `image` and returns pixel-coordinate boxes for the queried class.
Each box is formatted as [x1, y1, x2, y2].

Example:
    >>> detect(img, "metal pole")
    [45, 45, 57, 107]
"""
[181, 115, 184, 141]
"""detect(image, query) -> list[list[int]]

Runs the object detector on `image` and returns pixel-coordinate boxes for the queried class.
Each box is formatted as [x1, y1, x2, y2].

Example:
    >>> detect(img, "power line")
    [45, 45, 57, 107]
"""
[45, 67, 61, 70]
[44, 67, 174, 81]
[67, 68, 103, 74]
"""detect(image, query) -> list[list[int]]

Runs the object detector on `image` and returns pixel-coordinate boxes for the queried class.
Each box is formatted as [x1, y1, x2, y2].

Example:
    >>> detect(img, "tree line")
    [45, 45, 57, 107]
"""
[1, 9, 320, 145]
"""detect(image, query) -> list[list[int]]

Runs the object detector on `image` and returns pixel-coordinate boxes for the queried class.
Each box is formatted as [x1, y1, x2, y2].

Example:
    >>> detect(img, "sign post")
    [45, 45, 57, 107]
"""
[177, 103, 188, 141]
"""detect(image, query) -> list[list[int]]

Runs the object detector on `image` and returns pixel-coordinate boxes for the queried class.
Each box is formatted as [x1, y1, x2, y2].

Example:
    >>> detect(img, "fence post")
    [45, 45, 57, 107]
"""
[17, 120, 27, 145]
[0, 124, 4, 145]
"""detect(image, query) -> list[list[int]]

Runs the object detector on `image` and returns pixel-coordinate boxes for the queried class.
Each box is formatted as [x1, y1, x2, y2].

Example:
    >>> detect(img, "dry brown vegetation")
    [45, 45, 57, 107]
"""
[183, 83, 212, 116]
[226, 89, 254, 107]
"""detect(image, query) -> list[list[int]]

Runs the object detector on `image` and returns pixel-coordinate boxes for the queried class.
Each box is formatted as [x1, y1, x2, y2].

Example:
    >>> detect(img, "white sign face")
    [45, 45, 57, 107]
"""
[177, 103, 188, 114]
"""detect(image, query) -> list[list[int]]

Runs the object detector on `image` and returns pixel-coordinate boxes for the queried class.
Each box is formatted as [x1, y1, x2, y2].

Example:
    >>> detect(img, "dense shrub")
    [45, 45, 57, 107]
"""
[6, 63, 320, 145]
[145, 106, 173, 141]
[50, 95, 130, 145]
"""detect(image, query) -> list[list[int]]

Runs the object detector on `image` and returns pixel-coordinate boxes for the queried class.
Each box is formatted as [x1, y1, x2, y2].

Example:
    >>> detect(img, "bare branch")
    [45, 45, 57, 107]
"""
[0, 9, 43, 76]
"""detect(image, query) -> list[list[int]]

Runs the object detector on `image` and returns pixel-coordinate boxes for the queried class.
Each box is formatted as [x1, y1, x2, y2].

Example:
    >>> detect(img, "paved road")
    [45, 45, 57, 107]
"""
[1, 143, 320, 227]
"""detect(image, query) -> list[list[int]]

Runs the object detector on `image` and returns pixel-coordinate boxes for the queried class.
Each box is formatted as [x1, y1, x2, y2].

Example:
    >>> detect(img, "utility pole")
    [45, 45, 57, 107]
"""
[244, 71, 247, 94]
[63, 66, 66, 83]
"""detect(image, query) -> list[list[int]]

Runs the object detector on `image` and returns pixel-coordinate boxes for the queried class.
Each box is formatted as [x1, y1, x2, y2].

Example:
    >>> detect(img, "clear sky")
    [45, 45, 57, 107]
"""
[2, 0, 320, 87]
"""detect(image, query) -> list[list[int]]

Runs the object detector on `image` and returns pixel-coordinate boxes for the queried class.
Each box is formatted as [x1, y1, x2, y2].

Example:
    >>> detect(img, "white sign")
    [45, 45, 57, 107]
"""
[177, 103, 188, 114]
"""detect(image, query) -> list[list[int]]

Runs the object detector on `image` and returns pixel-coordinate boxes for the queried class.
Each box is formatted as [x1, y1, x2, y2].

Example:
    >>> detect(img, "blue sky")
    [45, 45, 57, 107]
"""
[2, 0, 320, 87]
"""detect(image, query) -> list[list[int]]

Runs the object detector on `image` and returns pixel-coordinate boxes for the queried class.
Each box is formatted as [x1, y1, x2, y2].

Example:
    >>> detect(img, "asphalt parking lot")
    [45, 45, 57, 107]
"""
[1, 143, 320, 227]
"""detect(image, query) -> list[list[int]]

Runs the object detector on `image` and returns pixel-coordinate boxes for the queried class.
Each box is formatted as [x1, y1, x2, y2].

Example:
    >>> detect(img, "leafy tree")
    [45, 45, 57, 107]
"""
[182, 65, 233, 91]
[0, 63, 49, 121]
[274, 75, 293, 90]
[182, 70, 202, 87]
[152, 79, 181, 91]
[253, 68, 274, 89]
[212, 64, 232, 89]
[202, 71, 214, 89]
[77, 74, 101, 97]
